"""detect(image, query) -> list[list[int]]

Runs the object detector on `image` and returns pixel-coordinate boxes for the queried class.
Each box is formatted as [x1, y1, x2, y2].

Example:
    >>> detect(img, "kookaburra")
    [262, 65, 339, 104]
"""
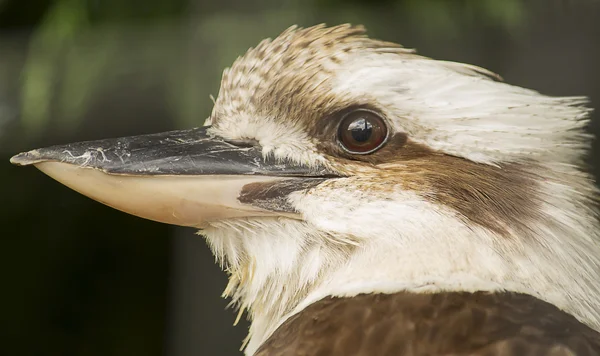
[11, 24, 600, 355]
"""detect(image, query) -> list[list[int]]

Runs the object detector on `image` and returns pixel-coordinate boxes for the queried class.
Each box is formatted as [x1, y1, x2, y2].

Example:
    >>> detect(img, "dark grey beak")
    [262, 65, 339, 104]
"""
[11, 127, 335, 227]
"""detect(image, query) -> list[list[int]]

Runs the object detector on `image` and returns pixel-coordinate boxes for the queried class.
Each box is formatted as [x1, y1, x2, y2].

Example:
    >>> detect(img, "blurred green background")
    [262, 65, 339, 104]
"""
[1, 0, 599, 355]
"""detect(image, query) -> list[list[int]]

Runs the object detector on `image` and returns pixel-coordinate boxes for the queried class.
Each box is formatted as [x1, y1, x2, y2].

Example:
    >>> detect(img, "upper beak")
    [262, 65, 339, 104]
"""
[10, 127, 336, 227]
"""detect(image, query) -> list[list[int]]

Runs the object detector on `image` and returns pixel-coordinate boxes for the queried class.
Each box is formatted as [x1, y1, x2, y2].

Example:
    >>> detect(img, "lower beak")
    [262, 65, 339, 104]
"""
[11, 127, 335, 227]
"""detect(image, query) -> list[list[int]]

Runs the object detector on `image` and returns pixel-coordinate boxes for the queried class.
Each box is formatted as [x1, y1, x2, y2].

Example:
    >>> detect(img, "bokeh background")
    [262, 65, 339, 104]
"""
[2, 0, 600, 355]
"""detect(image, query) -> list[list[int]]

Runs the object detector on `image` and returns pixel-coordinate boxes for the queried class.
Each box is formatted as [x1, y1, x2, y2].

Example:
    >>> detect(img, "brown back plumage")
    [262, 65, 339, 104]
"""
[256, 292, 600, 356]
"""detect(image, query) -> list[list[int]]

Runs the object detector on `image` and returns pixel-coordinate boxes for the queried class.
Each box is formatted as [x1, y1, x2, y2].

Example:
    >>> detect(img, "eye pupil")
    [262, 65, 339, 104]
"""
[349, 118, 372, 142]
[338, 109, 388, 154]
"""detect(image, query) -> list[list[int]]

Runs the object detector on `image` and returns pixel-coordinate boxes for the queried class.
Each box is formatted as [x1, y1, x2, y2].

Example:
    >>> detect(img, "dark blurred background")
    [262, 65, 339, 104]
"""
[1, 0, 599, 355]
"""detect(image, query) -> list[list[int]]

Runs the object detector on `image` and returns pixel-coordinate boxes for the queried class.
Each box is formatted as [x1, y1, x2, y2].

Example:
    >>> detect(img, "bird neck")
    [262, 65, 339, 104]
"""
[202, 165, 600, 355]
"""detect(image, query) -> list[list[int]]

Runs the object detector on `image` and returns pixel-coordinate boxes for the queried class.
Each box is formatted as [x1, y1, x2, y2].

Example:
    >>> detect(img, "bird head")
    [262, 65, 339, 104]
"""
[11, 24, 600, 353]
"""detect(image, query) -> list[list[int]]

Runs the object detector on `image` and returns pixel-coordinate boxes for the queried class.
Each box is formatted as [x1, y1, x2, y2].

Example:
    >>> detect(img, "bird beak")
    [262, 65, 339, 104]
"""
[10, 127, 335, 227]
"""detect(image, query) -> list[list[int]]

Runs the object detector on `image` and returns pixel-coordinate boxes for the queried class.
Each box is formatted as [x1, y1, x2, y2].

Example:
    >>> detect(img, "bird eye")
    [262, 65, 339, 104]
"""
[337, 110, 388, 154]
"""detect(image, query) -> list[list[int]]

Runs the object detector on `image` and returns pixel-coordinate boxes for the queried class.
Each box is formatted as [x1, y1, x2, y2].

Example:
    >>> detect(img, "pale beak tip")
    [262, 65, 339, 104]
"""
[10, 150, 45, 166]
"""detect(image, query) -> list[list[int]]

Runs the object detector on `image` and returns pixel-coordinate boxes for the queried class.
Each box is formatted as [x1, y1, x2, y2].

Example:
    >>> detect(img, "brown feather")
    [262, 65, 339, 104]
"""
[256, 292, 600, 356]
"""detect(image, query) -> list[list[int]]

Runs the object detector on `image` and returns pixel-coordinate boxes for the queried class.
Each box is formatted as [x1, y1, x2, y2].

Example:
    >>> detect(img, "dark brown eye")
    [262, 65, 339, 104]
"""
[338, 110, 388, 154]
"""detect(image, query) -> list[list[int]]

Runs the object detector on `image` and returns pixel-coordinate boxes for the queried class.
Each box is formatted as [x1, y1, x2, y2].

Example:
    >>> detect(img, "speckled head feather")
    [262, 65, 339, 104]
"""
[200, 24, 600, 355]
[208, 24, 421, 168]
[210, 24, 414, 124]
